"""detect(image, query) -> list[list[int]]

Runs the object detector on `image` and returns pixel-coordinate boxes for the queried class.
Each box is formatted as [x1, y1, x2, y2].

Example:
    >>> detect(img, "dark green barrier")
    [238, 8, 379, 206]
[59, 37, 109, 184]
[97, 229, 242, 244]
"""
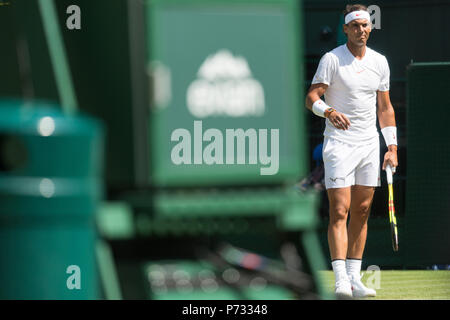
[0, 100, 103, 299]
[405, 63, 450, 268]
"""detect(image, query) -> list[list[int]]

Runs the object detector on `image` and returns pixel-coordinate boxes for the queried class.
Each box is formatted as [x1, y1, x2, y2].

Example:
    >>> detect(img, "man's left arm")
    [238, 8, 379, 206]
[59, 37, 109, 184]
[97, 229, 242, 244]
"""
[377, 90, 398, 171]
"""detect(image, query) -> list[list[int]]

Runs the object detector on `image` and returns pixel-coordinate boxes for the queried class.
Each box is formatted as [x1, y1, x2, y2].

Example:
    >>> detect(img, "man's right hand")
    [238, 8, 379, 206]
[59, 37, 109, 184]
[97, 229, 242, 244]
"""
[327, 110, 351, 130]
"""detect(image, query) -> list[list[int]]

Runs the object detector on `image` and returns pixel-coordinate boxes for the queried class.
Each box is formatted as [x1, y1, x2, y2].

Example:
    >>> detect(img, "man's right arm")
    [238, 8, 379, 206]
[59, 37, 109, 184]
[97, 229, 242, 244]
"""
[305, 83, 351, 130]
[305, 83, 328, 111]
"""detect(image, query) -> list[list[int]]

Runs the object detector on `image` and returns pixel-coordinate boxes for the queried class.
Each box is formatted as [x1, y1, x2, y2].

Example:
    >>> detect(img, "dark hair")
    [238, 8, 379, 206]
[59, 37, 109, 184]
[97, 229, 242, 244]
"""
[343, 4, 368, 19]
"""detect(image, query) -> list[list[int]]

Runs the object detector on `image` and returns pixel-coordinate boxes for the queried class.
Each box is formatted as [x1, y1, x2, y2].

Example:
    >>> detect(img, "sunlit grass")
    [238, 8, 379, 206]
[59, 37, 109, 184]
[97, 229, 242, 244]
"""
[319, 270, 450, 300]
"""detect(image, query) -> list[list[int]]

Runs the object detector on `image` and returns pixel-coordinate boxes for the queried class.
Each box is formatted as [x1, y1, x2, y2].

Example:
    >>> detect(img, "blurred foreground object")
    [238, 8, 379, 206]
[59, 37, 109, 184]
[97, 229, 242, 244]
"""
[0, 100, 103, 299]
[144, 242, 320, 300]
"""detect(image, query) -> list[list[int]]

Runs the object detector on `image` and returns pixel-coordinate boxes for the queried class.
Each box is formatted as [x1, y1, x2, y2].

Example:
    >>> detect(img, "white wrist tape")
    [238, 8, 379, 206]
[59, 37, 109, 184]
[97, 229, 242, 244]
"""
[312, 99, 330, 118]
[381, 126, 397, 146]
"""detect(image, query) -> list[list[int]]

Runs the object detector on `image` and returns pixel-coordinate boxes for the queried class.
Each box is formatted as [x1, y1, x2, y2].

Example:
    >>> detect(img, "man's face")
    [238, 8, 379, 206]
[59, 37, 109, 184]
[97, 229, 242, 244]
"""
[343, 18, 372, 47]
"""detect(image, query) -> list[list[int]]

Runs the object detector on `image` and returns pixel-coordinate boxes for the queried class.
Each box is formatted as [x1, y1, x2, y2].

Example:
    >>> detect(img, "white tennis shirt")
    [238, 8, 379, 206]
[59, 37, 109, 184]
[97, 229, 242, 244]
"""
[312, 44, 390, 145]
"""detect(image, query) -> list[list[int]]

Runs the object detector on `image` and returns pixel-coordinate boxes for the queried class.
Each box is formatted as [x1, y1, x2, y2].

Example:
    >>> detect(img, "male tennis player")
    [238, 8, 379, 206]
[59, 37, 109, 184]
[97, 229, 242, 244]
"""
[305, 4, 398, 298]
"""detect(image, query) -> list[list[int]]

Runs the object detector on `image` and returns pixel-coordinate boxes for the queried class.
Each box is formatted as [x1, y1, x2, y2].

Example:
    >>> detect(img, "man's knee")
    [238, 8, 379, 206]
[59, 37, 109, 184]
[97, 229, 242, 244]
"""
[329, 205, 349, 224]
[352, 200, 373, 218]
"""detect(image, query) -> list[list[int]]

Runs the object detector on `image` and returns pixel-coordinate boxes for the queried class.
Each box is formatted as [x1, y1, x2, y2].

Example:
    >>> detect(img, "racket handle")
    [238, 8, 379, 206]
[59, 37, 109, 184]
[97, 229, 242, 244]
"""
[386, 164, 393, 184]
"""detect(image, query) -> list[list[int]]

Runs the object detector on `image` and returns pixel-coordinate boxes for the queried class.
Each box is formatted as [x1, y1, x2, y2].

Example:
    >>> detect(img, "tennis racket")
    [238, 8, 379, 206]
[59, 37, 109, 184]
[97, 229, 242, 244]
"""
[386, 164, 399, 252]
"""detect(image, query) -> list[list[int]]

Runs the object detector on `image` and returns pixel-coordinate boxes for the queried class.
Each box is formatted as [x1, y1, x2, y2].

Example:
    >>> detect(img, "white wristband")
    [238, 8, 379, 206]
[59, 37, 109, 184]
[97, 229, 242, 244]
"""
[381, 126, 397, 147]
[312, 99, 330, 118]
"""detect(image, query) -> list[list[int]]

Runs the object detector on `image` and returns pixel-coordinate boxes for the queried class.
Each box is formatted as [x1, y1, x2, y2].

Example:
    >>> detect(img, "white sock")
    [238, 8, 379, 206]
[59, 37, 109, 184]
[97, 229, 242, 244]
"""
[332, 260, 349, 283]
[346, 258, 362, 280]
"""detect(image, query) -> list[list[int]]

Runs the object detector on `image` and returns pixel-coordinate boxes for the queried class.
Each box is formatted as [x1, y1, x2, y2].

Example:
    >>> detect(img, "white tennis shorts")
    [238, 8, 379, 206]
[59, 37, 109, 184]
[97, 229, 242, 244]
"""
[322, 137, 381, 189]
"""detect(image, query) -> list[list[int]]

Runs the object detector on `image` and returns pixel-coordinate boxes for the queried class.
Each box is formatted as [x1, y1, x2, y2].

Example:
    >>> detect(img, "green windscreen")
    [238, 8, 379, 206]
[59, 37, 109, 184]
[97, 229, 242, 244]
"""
[405, 62, 450, 267]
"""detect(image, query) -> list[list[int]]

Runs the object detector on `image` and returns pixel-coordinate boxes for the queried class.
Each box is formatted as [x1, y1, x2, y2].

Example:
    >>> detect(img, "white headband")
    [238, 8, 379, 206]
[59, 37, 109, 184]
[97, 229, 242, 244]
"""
[345, 10, 371, 24]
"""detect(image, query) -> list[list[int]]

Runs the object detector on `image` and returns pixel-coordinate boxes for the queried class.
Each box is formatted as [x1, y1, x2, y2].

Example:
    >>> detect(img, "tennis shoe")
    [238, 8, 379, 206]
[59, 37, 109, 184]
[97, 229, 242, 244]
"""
[335, 279, 353, 299]
[349, 273, 376, 298]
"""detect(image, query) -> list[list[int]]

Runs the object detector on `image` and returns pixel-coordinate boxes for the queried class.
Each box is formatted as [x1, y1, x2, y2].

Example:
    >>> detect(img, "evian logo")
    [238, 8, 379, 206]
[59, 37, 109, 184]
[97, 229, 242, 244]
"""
[187, 49, 265, 118]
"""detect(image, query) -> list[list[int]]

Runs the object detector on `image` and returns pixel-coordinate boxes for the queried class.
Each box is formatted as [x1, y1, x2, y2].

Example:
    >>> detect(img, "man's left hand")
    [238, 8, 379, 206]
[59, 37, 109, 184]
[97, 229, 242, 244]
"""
[382, 145, 398, 172]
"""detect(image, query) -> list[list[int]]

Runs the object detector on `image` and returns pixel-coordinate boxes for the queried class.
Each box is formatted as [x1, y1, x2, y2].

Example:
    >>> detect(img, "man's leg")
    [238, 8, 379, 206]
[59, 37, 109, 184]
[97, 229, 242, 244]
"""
[327, 187, 351, 260]
[346, 184, 377, 297]
[327, 187, 352, 298]
[347, 185, 375, 259]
